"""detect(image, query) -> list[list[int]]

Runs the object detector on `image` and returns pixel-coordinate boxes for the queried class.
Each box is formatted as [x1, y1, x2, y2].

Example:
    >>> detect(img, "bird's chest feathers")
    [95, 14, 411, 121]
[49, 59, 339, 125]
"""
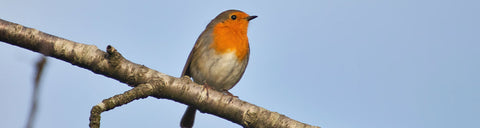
[210, 24, 249, 60]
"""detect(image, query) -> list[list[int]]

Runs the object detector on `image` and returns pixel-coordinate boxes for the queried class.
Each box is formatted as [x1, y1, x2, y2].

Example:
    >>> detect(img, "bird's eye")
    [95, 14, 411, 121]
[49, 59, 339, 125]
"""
[231, 15, 237, 20]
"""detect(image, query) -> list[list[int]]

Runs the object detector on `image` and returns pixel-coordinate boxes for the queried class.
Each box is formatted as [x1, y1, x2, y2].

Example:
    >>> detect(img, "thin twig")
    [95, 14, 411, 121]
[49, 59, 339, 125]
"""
[26, 56, 47, 128]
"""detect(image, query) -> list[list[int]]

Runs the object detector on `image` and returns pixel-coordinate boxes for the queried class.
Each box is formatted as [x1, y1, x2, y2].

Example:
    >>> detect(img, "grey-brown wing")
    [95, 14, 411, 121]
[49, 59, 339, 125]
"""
[181, 29, 211, 77]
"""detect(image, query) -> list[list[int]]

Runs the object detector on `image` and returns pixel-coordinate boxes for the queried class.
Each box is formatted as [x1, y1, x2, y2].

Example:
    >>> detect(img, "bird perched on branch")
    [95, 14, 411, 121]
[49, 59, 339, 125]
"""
[180, 9, 257, 128]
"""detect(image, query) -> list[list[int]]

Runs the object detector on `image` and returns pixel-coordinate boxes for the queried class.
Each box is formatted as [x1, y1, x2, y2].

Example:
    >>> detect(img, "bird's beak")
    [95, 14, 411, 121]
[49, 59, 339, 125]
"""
[247, 16, 258, 21]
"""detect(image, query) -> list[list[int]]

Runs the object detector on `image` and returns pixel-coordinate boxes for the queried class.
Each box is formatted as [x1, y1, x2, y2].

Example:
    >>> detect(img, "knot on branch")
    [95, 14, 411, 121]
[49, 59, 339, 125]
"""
[105, 45, 124, 68]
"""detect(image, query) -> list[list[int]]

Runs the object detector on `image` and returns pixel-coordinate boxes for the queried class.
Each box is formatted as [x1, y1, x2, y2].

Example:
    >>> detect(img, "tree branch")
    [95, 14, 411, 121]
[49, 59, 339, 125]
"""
[26, 56, 47, 128]
[90, 83, 154, 128]
[0, 18, 320, 128]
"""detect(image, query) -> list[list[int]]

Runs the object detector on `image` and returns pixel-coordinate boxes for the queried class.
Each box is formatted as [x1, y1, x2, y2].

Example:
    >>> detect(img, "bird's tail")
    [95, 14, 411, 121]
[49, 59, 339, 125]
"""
[180, 106, 197, 128]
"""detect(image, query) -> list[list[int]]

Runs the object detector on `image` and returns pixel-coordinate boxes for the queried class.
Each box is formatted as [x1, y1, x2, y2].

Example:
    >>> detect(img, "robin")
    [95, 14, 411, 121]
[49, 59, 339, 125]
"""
[179, 10, 257, 128]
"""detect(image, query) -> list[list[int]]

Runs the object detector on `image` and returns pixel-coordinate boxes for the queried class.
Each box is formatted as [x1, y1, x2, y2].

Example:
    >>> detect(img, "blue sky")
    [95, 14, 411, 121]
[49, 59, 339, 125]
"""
[1, 0, 479, 128]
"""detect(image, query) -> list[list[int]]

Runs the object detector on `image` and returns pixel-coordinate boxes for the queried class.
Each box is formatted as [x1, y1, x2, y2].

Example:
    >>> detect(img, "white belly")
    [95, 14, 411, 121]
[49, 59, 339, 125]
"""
[190, 51, 247, 91]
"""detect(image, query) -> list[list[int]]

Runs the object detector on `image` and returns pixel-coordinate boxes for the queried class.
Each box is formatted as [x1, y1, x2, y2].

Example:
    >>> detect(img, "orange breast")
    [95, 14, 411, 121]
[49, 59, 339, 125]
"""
[210, 21, 250, 60]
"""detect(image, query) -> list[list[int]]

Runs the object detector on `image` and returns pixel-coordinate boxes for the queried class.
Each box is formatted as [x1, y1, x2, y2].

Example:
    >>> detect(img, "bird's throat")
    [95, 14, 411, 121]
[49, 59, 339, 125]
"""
[211, 24, 249, 60]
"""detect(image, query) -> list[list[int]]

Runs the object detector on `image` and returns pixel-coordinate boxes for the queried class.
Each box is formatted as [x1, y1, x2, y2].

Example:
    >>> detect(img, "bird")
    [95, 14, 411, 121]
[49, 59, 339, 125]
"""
[180, 9, 257, 128]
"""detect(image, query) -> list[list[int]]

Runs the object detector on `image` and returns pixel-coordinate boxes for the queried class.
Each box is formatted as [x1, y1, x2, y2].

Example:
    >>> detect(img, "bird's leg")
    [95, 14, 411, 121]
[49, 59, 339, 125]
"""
[202, 80, 212, 97]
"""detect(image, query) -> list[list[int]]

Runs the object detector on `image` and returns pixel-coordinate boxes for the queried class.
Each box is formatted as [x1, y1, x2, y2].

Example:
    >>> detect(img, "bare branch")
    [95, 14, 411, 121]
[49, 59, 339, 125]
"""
[0, 18, 320, 128]
[90, 83, 154, 128]
[26, 56, 47, 128]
